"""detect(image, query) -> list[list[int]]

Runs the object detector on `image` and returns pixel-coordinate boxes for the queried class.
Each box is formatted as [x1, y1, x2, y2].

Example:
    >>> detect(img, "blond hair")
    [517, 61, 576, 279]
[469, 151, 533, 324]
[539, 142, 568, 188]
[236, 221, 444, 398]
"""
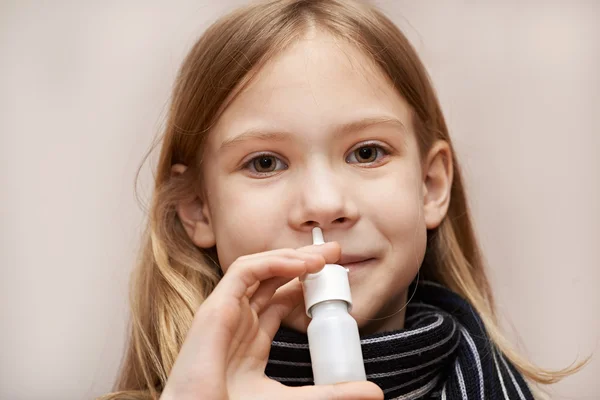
[98, 1, 584, 398]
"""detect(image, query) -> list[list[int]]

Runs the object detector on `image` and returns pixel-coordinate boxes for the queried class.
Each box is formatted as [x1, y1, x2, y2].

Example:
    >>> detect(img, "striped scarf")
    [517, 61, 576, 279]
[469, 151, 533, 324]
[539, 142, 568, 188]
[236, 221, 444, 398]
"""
[266, 281, 534, 399]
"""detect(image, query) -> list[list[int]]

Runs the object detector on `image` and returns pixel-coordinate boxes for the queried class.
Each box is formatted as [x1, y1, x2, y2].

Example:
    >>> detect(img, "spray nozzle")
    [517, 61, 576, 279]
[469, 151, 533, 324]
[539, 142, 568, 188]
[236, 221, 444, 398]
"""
[312, 227, 325, 245]
[301, 227, 353, 317]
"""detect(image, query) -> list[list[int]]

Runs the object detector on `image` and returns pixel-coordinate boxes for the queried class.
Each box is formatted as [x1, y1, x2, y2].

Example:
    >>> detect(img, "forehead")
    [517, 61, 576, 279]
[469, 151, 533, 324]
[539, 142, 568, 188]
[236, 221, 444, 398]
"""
[209, 29, 413, 148]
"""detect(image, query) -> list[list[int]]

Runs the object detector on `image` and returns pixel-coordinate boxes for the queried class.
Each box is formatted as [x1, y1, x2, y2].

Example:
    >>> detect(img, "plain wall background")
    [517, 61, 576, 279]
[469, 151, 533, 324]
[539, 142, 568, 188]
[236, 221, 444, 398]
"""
[1, 1, 598, 399]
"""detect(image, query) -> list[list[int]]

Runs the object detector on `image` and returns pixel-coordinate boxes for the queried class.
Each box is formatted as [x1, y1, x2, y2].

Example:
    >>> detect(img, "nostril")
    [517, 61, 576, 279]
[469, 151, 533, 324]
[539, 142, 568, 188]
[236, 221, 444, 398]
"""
[302, 218, 347, 229]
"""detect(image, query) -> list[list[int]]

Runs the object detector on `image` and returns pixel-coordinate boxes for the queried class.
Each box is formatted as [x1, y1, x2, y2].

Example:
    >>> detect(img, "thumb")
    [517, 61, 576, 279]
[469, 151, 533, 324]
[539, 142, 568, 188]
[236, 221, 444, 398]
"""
[290, 381, 384, 400]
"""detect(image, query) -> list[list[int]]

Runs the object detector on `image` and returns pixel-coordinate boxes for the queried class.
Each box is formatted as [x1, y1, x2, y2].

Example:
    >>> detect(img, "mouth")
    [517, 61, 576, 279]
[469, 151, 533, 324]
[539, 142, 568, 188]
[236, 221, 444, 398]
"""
[339, 255, 377, 269]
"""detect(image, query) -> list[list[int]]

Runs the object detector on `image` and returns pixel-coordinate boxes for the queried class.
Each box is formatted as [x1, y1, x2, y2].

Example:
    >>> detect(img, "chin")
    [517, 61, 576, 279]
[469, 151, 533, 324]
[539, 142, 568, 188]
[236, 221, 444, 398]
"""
[279, 287, 409, 335]
[352, 289, 410, 334]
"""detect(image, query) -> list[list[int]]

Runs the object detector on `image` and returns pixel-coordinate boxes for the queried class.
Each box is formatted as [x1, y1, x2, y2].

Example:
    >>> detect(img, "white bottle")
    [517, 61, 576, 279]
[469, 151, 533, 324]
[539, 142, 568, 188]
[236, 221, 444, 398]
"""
[300, 227, 367, 385]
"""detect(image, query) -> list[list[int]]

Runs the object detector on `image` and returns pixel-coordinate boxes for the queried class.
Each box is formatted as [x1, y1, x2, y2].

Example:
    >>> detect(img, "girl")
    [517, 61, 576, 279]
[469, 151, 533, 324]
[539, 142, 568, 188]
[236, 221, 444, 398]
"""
[100, 0, 583, 399]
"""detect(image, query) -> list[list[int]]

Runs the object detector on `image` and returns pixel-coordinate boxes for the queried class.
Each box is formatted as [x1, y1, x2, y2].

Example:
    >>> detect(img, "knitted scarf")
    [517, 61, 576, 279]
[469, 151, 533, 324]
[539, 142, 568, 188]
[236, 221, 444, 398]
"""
[266, 281, 534, 399]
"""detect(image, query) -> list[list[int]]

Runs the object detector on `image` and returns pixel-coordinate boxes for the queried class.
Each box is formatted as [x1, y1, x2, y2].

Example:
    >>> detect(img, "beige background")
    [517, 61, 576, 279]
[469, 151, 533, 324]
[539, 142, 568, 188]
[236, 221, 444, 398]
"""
[1, 1, 598, 399]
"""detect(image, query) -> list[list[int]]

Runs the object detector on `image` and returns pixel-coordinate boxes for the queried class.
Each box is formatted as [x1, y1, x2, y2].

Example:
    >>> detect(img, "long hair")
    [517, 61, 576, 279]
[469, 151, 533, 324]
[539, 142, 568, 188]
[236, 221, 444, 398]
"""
[98, 1, 583, 398]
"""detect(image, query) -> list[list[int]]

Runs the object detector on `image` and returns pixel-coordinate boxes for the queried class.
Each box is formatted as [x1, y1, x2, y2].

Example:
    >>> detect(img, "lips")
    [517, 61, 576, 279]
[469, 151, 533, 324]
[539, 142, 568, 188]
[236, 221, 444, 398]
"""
[338, 254, 376, 268]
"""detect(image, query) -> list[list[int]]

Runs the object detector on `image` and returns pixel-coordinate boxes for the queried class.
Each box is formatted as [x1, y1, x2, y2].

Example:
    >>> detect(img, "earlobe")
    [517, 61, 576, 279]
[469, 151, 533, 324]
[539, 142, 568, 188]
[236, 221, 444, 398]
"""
[422, 141, 453, 230]
[171, 164, 216, 249]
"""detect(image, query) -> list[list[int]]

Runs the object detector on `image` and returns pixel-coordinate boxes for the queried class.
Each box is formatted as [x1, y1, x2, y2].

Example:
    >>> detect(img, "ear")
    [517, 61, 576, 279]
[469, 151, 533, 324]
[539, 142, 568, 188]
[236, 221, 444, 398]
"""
[422, 141, 453, 230]
[171, 164, 216, 249]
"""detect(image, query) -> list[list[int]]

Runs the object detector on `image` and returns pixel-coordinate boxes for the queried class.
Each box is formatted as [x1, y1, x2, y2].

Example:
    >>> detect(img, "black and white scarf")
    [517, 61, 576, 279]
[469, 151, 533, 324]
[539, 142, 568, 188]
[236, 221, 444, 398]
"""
[266, 281, 534, 399]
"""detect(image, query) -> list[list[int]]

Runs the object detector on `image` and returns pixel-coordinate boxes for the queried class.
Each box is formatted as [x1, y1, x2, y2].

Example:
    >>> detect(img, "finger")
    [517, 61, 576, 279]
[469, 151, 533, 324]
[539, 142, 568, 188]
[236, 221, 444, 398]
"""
[248, 276, 293, 314]
[234, 242, 339, 267]
[287, 381, 384, 400]
[296, 241, 341, 265]
[257, 279, 305, 340]
[270, 277, 312, 328]
[243, 246, 325, 298]
[245, 281, 261, 298]
[237, 280, 306, 373]
[237, 245, 332, 262]
[214, 252, 327, 302]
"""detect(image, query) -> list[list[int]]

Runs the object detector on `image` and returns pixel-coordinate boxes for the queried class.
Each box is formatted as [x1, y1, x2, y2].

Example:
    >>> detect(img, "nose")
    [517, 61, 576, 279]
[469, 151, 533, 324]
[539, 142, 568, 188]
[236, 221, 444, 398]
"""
[288, 165, 359, 232]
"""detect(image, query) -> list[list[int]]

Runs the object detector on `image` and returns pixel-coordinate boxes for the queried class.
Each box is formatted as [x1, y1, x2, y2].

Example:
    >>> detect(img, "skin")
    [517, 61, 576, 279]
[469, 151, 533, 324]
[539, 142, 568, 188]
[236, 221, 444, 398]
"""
[160, 242, 386, 399]
[173, 28, 453, 335]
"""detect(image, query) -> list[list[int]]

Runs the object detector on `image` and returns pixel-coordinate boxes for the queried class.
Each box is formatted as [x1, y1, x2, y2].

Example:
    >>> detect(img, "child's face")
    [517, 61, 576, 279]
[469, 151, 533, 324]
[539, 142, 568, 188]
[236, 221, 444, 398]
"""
[175, 30, 451, 333]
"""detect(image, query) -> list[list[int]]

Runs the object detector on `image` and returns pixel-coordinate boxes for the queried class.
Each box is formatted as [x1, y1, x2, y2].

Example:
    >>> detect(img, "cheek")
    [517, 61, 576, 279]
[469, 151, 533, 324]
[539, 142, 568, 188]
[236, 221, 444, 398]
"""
[209, 182, 288, 269]
[366, 163, 425, 237]
[351, 169, 427, 315]
[375, 197, 427, 272]
[365, 162, 428, 275]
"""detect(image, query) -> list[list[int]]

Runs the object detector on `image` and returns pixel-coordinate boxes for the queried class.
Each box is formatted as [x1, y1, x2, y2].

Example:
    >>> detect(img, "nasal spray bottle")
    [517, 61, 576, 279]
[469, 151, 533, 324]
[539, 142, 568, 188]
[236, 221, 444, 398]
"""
[300, 227, 367, 385]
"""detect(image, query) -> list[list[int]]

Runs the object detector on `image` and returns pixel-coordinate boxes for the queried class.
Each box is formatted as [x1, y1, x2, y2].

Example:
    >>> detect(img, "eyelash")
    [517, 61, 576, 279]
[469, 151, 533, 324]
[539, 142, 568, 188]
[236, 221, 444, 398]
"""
[242, 152, 288, 177]
[345, 141, 391, 165]
[241, 142, 391, 177]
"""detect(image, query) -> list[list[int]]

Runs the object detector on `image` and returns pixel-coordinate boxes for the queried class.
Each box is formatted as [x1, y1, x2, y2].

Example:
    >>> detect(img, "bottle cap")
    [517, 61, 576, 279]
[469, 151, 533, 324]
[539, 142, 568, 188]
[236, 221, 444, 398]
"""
[300, 227, 353, 318]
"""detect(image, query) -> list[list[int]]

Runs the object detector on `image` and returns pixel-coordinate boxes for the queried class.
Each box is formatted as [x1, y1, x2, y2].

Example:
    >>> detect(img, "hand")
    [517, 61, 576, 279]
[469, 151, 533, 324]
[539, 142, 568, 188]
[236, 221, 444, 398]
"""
[160, 242, 383, 400]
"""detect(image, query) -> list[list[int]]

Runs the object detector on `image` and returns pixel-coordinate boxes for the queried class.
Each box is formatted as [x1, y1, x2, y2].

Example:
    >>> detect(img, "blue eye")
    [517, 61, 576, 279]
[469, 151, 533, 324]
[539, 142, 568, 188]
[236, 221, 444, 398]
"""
[346, 144, 389, 164]
[244, 153, 288, 175]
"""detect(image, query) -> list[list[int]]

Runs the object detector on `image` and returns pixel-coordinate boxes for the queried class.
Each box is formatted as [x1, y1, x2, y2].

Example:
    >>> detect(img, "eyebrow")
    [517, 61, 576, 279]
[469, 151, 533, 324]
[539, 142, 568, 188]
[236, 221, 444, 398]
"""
[218, 115, 407, 152]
